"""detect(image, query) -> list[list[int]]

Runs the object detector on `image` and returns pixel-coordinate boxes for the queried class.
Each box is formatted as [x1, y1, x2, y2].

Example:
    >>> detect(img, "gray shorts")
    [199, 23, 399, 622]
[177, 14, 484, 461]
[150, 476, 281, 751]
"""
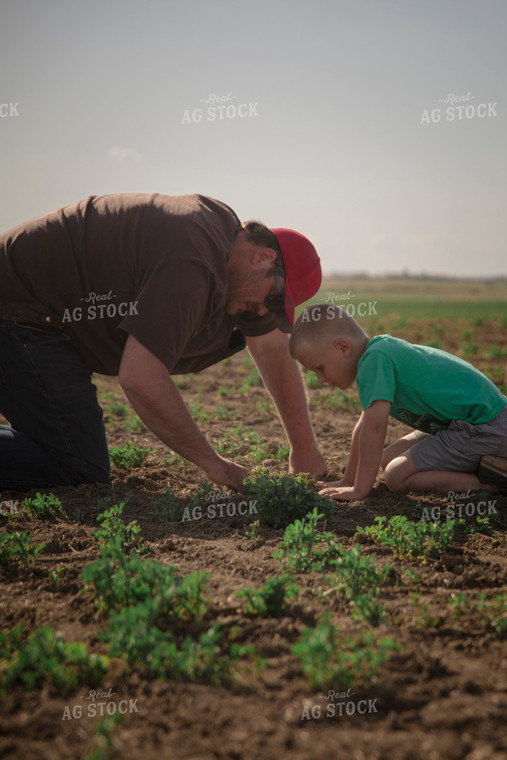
[409, 405, 507, 473]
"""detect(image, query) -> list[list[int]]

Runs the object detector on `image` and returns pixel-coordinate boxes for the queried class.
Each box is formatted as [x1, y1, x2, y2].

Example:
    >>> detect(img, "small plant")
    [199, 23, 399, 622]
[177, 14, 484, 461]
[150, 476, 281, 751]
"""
[216, 404, 238, 420]
[291, 613, 401, 689]
[189, 403, 212, 424]
[21, 492, 66, 520]
[319, 545, 390, 625]
[102, 618, 257, 685]
[82, 551, 210, 621]
[273, 508, 344, 572]
[84, 713, 122, 760]
[0, 626, 108, 696]
[256, 397, 275, 416]
[0, 625, 24, 660]
[274, 442, 290, 461]
[244, 473, 333, 529]
[357, 515, 455, 561]
[0, 532, 46, 570]
[448, 592, 507, 635]
[409, 593, 439, 628]
[245, 519, 260, 538]
[323, 544, 389, 599]
[150, 487, 185, 522]
[107, 401, 129, 418]
[459, 341, 480, 358]
[236, 575, 300, 618]
[456, 516, 493, 535]
[122, 416, 144, 433]
[48, 565, 66, 586]
[238, 367, 263, 392]
[305, 371, 320, 389]
[93, 503, 149, 555]
[109, 440, 151, 469]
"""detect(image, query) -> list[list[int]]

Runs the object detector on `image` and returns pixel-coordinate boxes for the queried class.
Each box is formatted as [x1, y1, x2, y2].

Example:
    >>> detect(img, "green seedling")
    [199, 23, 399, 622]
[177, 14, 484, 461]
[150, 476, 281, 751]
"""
[323, 544, 389, 598]
[319, 545, 390, 625]
[150, 487, 185, 522]
[48, 566, 66, 586]
[0, 624, 24, 660]
[0, 625, 108, 696]
[109, 440, 152, 469]
[82, 550, 210, 622]
[107, 401, 129, 418]
[236, 575, 300, 618]
[256, 397, 275, 416]
[305, 371, 320, 389]
[93, 503, 149, 555]
[216, 404, 238, 420]
[0, 531, 46, 570]
[244, 473, 333, 529]
[275, 442, 290, 461]
[291, 613, 401, 689]
[84, 713, 122, 760]
[21, 492, 66, 520]
[218, 386, 236, 396]
[238, 367, 263, 392]
[357, 515, 455, 561]
[189, 403, 212, 424]
[122, 416, 144, 433]
[448, 592, 507, 635]
[245, 519, 260, 538]
[102, 617, 257, 685]
[273, 507, 344, 572]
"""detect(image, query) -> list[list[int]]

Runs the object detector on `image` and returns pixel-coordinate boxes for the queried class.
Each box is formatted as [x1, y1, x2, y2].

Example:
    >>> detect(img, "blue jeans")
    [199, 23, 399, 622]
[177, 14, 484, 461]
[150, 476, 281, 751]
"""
[0, 320, 110, 491]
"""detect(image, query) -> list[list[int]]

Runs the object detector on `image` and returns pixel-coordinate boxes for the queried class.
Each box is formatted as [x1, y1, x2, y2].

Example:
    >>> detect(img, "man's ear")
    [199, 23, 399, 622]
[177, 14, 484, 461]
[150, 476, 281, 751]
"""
[250, 247, 278, 265]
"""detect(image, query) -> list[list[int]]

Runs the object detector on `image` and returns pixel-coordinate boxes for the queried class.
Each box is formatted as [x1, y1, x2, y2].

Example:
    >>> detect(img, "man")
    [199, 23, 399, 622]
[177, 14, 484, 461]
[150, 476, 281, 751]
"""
[0, 192, 326, 492]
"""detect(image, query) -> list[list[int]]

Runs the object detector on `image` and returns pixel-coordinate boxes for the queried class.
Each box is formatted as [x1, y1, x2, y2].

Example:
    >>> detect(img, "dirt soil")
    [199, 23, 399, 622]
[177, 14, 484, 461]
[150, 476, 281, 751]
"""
[1, 337, 507, 760]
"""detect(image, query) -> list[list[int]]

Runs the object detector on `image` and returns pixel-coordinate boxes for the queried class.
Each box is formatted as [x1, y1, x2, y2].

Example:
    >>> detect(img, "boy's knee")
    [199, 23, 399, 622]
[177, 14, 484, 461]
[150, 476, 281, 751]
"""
[380, 449, 392, 471]
[383, 461, 403, 492]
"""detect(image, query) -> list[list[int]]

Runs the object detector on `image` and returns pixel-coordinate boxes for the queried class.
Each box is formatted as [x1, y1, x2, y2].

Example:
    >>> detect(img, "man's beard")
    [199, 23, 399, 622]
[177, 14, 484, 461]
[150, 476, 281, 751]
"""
[226, 268, 267, 313]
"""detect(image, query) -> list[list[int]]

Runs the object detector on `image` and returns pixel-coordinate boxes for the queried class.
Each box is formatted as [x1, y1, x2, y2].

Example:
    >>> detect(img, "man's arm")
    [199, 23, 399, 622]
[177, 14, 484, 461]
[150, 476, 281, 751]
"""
[118, 335, 249, 491]
[319, 400, 390, 501]
[246, 329, 327, 476]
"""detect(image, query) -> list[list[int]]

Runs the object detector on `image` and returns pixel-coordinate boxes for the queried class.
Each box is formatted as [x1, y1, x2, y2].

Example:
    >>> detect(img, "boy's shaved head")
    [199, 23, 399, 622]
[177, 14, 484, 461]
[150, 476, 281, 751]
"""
[289, 304, 369, 359]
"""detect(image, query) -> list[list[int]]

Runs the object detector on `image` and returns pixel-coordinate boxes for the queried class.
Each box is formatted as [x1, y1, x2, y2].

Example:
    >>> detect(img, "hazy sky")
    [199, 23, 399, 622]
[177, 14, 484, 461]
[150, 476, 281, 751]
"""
[0, 0, 505, 276]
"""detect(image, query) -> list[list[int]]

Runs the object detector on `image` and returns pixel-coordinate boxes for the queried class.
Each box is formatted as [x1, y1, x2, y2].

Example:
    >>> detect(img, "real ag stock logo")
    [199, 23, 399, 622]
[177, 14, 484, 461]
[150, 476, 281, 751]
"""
[420, 91, 498, 124]
[182, 92, 259, 124]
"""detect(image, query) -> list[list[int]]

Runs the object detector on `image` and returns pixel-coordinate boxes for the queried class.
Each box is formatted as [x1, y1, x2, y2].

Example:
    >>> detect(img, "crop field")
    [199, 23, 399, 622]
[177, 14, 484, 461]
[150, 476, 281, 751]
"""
[1, 278, 506, 760]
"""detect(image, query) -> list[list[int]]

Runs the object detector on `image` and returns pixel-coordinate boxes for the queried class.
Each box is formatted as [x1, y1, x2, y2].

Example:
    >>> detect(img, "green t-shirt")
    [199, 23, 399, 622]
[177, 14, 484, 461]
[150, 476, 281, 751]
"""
[356, 335, 507, 434]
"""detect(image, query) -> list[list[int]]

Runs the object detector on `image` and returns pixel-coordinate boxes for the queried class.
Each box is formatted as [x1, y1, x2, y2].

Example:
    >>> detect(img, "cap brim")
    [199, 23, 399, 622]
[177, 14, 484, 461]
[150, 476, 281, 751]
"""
[275, 279, 296, 333]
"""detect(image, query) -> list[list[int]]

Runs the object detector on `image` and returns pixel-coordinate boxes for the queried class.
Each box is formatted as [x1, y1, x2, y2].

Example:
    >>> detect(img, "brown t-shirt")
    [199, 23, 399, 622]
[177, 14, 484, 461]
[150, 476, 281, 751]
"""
[0, 193, 278, 375]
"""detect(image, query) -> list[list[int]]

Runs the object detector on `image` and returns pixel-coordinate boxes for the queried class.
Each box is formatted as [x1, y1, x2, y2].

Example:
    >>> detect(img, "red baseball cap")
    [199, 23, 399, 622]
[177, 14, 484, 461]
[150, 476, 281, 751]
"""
[270, 228, 322, 332]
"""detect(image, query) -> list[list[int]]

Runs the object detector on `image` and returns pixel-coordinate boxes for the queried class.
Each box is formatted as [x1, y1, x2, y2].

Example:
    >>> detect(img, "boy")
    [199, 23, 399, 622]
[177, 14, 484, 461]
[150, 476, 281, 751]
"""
[289, 304, 507, 501]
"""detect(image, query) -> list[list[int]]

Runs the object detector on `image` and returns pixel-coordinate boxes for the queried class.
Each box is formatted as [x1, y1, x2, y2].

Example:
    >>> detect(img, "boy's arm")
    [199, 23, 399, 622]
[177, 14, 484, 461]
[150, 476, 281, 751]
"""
[322, 411, 364, 487]
[319, 400, 391, 501]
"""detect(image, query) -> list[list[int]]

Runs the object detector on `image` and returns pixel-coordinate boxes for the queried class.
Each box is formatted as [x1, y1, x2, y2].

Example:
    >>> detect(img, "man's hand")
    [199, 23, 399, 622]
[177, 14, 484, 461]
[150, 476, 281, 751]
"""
[247, 330, 328, 477]
[204, 457, 249, 493]
[289, 448, 327, 478]
[119, 336, 249, 486]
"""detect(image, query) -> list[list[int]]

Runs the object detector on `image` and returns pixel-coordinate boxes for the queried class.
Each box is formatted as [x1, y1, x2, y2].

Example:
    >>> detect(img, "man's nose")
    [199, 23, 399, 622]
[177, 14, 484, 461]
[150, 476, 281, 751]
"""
[256, 304, 269, 316]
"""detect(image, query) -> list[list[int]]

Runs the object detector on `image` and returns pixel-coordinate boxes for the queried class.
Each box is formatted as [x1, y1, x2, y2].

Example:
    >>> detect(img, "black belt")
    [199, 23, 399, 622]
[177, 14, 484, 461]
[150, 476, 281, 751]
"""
[0, 309, 63, 329]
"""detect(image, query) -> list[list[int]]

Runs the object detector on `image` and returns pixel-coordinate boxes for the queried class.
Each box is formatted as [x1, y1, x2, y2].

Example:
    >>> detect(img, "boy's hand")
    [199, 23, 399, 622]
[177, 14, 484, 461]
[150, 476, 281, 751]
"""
[318, 478, 352, 489]
[318, 485, 365, 501]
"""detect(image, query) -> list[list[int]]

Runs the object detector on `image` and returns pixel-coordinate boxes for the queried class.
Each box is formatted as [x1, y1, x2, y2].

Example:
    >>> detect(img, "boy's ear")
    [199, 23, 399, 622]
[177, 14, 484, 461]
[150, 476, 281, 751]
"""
[333, 338, 351, 355]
